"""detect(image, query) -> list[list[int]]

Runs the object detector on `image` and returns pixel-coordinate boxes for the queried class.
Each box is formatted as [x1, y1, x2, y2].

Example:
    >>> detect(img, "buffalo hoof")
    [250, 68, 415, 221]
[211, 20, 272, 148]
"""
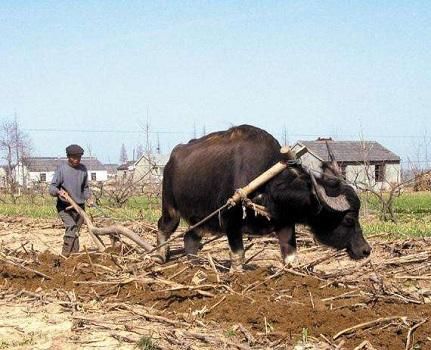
[152, 255, 166, 264]
[153, 246, 170, 264]
[229, 250, 245, 273]
[187, 254, 203, 266]
[284, 253, 299, 267]
[229, 264, 244, 274]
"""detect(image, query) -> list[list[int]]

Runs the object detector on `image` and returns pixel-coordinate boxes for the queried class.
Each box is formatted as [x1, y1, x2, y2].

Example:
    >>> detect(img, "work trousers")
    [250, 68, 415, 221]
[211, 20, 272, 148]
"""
[58, 208, 84, 256]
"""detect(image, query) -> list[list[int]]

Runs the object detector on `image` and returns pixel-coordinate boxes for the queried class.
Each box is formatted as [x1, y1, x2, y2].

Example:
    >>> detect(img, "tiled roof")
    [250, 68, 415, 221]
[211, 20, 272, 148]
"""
[117, 160, 136, 171]
[103, 163, 119, 174]
[297, 140, 400, 163]
[135, 154, 169, 166]
[25, 157, 107, 172]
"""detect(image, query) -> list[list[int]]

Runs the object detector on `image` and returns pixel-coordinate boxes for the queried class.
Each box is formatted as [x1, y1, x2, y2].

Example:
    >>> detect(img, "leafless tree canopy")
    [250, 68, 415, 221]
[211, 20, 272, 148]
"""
[0, 118, 32, 202]
[119, 143, 128, 164]
[347, 140, 402, 222]
[135, 144, 144, 160]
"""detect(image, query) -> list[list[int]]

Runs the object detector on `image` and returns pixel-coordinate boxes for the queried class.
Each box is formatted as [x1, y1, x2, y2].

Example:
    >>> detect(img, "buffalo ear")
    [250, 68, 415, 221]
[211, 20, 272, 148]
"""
[309, 171, 350, 212]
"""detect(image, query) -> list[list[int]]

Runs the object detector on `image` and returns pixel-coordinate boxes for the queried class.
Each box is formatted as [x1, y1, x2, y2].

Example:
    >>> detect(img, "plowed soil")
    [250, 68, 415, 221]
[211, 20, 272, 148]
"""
[1, 216, 431, 349]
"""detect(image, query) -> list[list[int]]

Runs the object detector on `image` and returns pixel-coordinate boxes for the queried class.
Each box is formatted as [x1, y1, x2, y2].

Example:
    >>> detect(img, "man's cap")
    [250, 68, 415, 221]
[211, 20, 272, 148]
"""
[66, 144, 84, 156]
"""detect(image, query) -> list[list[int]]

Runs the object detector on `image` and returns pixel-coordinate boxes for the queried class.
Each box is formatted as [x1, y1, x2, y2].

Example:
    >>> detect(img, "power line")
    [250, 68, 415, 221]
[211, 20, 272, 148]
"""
[22, 127, 431, 139]
[23, 128, 188, 134]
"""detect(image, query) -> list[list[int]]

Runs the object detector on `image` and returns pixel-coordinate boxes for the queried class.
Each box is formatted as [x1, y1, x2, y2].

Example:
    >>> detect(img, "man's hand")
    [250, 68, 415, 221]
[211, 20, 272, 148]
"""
[58, 189, 68, 201]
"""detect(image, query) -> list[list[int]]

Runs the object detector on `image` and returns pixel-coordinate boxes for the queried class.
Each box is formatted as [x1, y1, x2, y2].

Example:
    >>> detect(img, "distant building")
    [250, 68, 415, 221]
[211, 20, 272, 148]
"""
[117, 160, 136, 179]
[292, 138, 401, 190]
[103, 163, 119, 179]
[16, 157, 108, 186]
[133, 153, 169, 184]
[116, 154, 169, 184]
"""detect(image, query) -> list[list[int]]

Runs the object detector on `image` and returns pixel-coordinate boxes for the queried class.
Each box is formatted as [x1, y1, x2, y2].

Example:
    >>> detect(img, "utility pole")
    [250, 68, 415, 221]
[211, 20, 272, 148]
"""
[282, 125, 289, 146]
[156, 133, 161, 154]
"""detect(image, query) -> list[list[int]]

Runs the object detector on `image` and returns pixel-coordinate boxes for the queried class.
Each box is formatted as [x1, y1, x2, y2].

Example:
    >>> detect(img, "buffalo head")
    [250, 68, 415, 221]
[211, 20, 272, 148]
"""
[308, 156, 371, 259]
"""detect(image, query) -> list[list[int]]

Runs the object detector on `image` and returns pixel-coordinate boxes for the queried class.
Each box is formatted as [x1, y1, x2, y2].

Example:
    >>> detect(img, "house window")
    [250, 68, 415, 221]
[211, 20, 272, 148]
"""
[91, 172, 97, 181]
[375, 164, 385, 182]
[40, 173, 46, 182]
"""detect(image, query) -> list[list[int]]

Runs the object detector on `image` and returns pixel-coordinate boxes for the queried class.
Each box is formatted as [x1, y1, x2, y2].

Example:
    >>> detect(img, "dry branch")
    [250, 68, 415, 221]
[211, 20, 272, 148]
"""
[333, 316, 408, 340]
[405, 318, 427, 350]
[92, 225, 153, 251]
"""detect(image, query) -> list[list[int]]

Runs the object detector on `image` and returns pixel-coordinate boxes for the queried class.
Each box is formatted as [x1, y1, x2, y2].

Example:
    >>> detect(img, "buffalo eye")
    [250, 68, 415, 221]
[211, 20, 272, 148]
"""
[343, 216, 355, 227]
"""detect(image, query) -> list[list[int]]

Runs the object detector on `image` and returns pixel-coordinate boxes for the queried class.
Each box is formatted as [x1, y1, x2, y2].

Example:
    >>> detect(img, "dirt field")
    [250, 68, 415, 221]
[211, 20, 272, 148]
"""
[1, 215, 431, 349]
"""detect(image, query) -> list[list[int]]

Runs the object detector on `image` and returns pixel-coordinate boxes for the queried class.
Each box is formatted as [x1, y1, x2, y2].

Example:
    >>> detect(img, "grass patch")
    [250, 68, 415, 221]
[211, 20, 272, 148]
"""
[1, 191, 431, 237]
[360, 191, 431, 237]
[362, 214, 431, 237]
[136, 336, 158, 350]
[0, 195, 161, 222]
[0, 195, 56, 218]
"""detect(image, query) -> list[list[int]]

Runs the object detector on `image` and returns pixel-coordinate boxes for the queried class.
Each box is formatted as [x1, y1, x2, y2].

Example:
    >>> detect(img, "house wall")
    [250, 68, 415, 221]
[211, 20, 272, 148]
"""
[27, 170, 108, 184]
[28, 171, 56, 183]
[294, 146, 401, 191]
[345, 163, 401, 190]
[383, 163, 401, 189]
[345, 165, 369, 185]
[134, 162, 163, 183]
[297, 152, 322, 172]
[88, 170, 108, 182]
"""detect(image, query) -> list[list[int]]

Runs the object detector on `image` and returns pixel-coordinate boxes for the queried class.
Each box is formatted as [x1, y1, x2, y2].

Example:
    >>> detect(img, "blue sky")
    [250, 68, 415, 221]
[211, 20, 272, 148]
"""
[1, 1, 430, 165]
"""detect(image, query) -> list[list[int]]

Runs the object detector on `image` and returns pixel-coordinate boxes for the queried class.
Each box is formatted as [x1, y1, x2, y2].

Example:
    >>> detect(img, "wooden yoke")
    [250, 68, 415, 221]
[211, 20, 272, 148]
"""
[228, 146, 298, 205]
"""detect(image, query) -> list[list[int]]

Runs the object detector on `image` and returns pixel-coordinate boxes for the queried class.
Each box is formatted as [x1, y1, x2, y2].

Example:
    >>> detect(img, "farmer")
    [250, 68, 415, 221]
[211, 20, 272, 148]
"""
[49, 144, 93, 256]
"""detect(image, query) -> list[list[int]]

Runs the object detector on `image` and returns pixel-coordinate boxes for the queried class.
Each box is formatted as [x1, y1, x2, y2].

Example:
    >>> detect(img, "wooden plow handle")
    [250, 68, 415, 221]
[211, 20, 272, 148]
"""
[61, 192, 106, 252]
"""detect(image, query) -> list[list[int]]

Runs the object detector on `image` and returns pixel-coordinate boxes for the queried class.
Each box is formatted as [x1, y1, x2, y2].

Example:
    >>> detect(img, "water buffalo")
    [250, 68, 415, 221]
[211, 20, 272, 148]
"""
[157, 125, 371, 270]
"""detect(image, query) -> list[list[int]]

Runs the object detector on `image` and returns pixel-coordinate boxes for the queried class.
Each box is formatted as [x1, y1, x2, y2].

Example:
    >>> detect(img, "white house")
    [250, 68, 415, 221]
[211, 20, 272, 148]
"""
[133, 153, 170, 184]
[16, 157, 108, 186]
[116, 160, 136, 179]
[292, 138, 401, 191]
[103, 163, 119, 179]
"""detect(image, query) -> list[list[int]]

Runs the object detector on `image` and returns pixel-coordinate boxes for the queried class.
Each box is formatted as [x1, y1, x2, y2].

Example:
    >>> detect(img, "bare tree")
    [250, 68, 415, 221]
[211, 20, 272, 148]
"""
[95, 176, 137, 208]
[136, 144, 144, 160]
[119, 144, 128, 164]
[0, 118, 32, 203]
[348, 139, 402, 222]
[156, 133, 161, 154]
[142, 120, 152, 156]
[86, 144, 93, 157]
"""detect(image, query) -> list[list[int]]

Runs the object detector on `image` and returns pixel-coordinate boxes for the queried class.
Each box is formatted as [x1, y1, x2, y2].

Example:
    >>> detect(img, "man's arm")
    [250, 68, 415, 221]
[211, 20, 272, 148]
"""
[49, 166, 62, 197]
[82, 170, 93, 205]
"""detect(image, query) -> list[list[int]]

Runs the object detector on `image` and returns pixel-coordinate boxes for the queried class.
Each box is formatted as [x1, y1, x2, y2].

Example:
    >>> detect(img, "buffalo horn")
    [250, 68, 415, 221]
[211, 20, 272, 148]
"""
[325, 141, 342, 177]
[310, 172, 351, 212]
